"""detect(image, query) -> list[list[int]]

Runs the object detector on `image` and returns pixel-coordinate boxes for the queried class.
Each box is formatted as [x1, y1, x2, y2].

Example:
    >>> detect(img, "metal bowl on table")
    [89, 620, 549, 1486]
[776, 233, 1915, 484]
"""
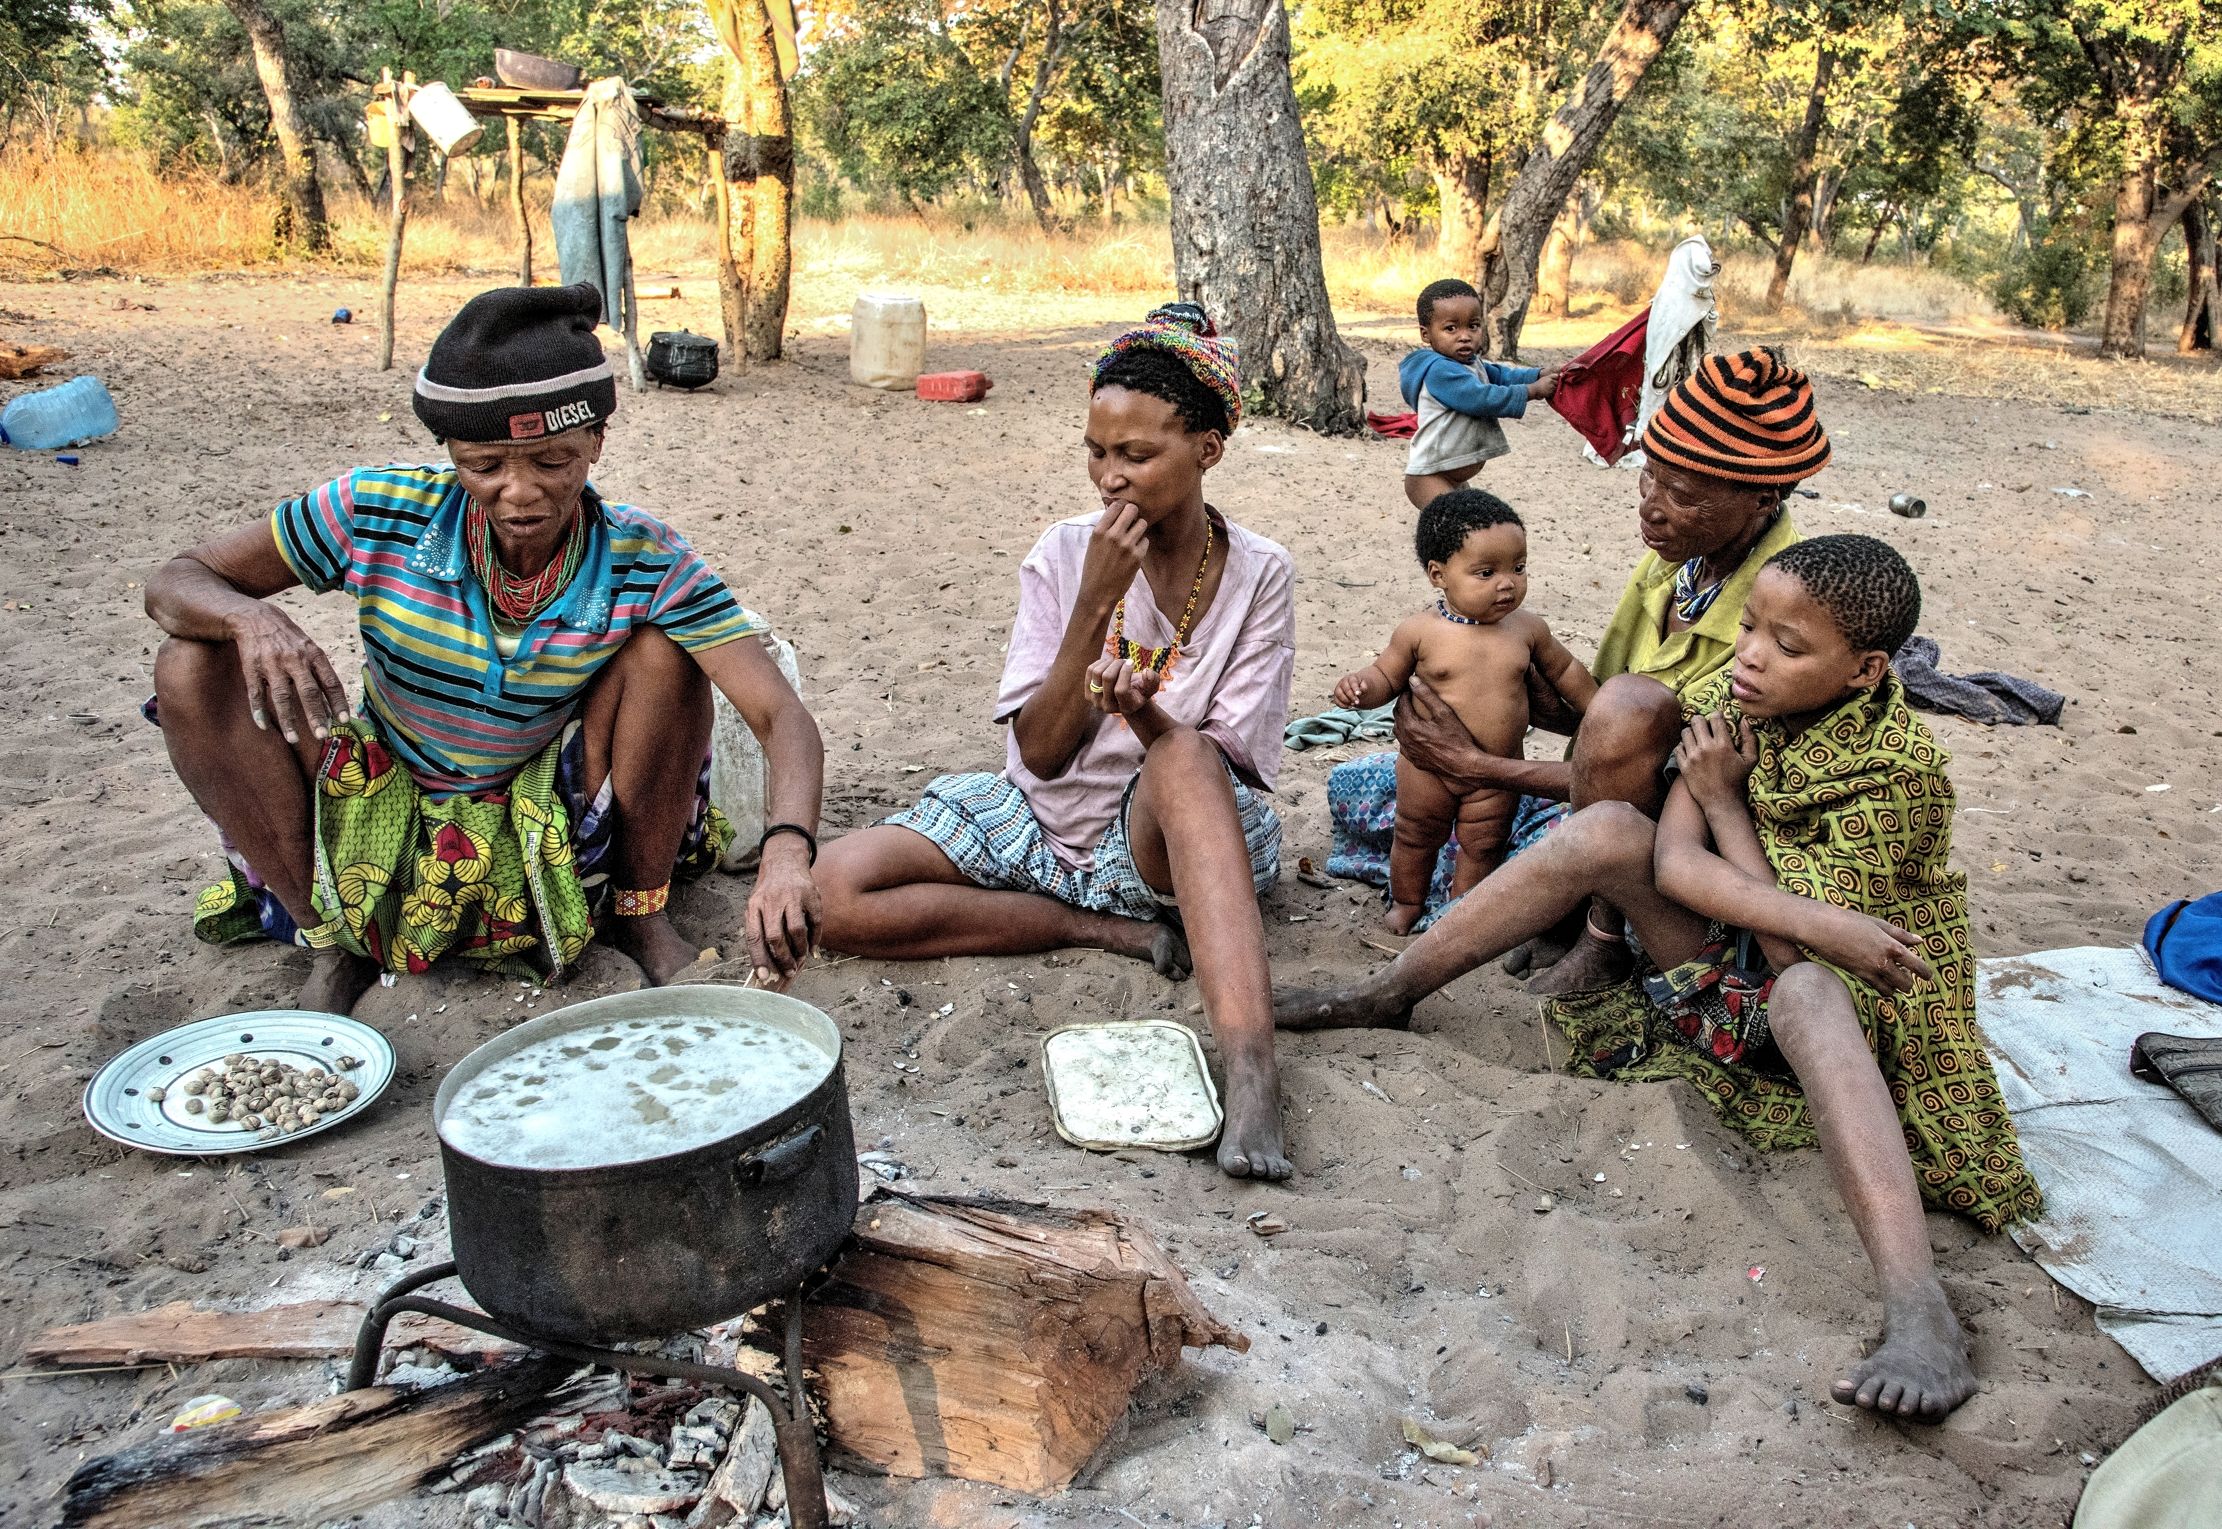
[493, 48, 584, 91]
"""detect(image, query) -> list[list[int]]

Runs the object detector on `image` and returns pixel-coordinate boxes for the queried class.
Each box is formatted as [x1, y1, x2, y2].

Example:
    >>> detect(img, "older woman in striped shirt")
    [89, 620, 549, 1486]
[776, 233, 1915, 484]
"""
[145, 284, 823, 1015]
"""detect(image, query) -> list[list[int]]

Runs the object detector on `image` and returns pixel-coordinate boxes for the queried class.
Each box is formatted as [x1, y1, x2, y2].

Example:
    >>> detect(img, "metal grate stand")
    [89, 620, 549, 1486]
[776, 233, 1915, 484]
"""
[347, 1261, 828, 1529]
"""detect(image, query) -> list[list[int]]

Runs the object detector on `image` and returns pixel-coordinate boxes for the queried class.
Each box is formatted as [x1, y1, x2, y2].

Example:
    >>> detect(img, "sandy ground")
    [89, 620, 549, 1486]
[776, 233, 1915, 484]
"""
[2, 266, 2220, 1529]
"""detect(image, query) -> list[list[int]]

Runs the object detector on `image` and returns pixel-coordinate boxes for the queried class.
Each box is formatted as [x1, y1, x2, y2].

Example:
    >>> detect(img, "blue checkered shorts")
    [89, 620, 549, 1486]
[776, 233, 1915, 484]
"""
[885, 767, 1281, 922]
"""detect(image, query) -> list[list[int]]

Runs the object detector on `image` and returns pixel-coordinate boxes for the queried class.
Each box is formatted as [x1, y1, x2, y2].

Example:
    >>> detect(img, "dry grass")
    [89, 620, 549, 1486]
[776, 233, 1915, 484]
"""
[0, 150, 283, 272]
[0, 148, 2110, 346]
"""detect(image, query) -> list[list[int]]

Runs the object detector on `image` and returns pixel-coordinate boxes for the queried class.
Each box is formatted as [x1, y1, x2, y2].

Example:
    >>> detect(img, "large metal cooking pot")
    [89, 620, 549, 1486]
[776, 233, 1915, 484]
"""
[434, 985, 857, 1345]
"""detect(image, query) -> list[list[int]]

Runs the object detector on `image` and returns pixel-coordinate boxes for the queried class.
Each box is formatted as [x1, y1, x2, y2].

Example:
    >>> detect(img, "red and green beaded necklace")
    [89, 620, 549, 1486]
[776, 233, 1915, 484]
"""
[465, 499, 588, 624]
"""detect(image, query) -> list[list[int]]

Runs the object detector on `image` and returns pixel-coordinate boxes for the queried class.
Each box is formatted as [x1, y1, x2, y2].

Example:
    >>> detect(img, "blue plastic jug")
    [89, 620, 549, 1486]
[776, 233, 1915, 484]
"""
[1, 375, 119, 449]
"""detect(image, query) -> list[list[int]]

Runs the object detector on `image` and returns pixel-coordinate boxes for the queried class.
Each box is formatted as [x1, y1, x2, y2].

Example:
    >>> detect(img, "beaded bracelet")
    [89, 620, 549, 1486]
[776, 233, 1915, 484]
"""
[758, 822, 818, 865]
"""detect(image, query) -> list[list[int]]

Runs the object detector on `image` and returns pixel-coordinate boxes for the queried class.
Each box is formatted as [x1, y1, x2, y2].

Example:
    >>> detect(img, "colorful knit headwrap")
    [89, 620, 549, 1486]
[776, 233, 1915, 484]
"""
[1641, 347, 1831, 488]
[1093, 302, 1243, 434]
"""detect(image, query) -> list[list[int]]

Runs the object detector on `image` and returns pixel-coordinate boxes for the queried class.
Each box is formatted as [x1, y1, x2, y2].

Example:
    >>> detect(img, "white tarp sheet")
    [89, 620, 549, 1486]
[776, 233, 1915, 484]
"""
[1978, 945, 2222, 1381]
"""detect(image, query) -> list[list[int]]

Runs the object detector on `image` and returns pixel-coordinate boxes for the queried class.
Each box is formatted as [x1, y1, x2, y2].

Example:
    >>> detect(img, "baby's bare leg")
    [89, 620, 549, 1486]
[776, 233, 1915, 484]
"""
[1389, 756, 1458, 934]
[1448, 787, 1519, 897]
[1402, 462, 1481, 510]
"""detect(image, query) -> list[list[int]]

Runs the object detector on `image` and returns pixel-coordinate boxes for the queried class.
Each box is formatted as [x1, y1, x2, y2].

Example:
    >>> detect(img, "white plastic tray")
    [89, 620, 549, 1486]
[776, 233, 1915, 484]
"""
[1040, 1019, 1222, 1152]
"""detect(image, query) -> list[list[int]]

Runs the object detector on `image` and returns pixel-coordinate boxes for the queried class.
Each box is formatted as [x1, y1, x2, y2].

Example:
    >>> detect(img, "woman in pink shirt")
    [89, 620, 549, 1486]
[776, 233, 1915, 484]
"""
[817, 305, 1297, 1179]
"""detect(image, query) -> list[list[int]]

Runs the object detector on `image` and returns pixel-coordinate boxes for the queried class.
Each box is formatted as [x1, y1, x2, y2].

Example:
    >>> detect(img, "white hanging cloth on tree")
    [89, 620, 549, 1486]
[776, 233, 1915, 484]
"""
[1637, 234, 1720, 435]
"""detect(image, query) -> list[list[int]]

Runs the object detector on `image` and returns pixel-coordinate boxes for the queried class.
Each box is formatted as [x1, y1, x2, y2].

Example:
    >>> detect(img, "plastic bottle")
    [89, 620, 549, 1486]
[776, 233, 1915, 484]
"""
[849, 293, 927, 391]
[1, 375, 119, 450]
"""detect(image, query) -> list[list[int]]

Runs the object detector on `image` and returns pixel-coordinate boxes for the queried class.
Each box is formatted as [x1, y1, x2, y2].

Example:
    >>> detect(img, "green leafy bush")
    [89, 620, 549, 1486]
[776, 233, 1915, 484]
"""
[1990, 234, 2100, 329]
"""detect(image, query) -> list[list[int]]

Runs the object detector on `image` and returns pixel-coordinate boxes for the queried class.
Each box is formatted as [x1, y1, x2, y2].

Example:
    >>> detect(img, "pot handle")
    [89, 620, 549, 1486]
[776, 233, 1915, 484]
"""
[733, 1124, 823, 1188]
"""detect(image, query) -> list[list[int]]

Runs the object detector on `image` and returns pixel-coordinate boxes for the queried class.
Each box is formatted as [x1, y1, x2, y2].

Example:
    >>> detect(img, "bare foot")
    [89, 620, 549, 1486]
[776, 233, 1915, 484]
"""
[1272, 983, 1412, 1032]
[1384, 902, 1424, 936]
[1094, 916, 1191, 980]
[1528, 929, 1631, 996]
[1146, 922, 1193, 980]
[299, 949, 379, 1016]
[1217, 1056, 1291, 1180]
[1503, 925, 1574, 978]
[1832, 1286, 1978, 1422]
[608, 911, 700, 986]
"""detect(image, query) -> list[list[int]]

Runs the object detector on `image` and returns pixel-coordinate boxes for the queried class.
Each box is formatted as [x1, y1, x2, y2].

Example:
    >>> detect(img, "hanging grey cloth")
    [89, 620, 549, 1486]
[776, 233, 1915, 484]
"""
[552, 78, 641, 329]
[1892, 635, 2064, 726]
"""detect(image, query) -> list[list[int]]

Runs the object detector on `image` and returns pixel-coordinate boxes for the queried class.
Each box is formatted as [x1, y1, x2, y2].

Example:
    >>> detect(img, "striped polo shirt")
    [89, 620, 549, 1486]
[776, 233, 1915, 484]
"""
[272, 465, 763, 797]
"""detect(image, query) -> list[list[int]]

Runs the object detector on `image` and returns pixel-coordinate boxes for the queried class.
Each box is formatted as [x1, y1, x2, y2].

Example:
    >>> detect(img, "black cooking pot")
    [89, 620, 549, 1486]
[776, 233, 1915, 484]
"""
[647, 329, 720, 390]
[433, 986, 857, 1345]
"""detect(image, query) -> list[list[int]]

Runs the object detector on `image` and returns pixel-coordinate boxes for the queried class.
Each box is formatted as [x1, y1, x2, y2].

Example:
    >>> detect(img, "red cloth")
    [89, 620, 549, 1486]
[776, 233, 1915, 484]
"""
[1548, 309, 1649, 463]
[1366, 408, 1418, 439]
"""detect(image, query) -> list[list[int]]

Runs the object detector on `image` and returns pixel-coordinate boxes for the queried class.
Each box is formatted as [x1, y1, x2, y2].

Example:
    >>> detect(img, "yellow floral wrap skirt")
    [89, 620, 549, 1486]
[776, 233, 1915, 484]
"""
[190, 719, 729, 978]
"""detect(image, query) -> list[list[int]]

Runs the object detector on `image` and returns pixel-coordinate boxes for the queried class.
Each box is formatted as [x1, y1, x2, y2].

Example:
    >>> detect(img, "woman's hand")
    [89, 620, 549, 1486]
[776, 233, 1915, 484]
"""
[1393, 675, 1496, 792]
[1086, 654, 1161, 717]
[744, 840, 821, 991]
[1801, 905, 1934, 996]
[1078, 501, 1149, 611]
[226, 601, 352, 745]
[1678, 711, 1758, 811]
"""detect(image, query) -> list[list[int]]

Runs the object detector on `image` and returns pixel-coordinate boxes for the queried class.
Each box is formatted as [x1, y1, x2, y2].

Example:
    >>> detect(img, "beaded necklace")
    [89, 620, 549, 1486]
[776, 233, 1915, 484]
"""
[465, 499, 587, 624]
[1106, 509, 1218, 681]
[1435, 595, 1486, 627]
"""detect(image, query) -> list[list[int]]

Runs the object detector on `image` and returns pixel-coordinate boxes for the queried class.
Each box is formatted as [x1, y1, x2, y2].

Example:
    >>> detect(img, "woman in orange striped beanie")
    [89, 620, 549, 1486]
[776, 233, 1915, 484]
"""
[1312, 346, 1830, 994]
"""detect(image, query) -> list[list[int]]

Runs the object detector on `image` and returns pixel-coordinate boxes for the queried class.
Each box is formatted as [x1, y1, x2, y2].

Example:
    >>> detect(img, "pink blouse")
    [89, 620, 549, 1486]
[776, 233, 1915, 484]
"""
[995, 510, 1296, 868]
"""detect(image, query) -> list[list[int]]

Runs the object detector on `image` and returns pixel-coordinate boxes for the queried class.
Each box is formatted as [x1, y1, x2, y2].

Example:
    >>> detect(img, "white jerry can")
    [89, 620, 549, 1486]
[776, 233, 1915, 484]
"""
[709, 632, 804, 871]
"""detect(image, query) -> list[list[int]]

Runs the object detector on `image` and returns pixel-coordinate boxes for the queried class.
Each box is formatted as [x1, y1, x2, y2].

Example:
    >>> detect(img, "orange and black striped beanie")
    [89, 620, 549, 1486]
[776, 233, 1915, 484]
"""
[1641, 348, 1830, 488]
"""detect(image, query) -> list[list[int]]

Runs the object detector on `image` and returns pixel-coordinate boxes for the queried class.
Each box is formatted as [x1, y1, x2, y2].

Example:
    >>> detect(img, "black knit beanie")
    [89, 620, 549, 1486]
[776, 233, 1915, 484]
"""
[412, 283, 618, 443]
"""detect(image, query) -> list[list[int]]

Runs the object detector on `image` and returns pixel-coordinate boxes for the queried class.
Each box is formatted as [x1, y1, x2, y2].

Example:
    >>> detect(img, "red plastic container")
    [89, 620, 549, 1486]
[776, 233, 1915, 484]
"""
[916, 370, 993, 403]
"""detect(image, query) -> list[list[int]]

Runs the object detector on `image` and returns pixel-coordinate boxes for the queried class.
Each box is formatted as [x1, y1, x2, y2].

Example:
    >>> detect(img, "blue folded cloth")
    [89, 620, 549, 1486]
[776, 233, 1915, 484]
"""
[1893, 636, 2063, 726]
[1283, 703, 1397, 752]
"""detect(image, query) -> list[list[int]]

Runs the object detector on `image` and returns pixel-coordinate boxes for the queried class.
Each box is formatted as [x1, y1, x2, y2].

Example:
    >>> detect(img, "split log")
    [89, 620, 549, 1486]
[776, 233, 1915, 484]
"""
[802, 1190, 1246, 1495]
[26, 1299, 514, 1368]
[59, 1356, 586, 1529]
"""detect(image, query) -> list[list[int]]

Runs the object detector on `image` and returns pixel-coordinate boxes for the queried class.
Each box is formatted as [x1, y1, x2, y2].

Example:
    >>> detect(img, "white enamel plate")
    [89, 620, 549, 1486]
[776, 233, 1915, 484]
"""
[83, 1011, 396, 1157]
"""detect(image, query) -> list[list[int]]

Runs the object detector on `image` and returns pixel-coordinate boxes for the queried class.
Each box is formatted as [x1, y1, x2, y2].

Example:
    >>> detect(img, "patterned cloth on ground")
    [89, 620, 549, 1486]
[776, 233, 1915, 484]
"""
[887, 766, 1280, 923]
[187, 717, 728, 978]
[1323, 750, 1566, 930]
[1545, 666, 2042, 1232]
[1892, 635, 2064, 727]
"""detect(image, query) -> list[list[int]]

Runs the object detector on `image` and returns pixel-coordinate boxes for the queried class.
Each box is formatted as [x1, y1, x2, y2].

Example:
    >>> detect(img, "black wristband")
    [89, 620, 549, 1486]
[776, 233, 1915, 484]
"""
[758, 822, 818, 865]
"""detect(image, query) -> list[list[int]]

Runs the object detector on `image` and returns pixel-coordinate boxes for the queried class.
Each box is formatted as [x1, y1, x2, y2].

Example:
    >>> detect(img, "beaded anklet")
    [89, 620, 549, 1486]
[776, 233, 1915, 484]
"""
[613, 884, 671, 918]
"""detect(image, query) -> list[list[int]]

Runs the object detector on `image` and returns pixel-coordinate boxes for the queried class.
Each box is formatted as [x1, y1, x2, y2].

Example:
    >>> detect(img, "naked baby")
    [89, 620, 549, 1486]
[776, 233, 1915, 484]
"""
[1333, 489, 1596, 932]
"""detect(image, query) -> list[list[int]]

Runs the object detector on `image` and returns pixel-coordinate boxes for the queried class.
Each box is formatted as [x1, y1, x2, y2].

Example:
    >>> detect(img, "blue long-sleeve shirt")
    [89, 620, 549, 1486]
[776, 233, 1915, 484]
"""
[1399, 349, 1541, 475]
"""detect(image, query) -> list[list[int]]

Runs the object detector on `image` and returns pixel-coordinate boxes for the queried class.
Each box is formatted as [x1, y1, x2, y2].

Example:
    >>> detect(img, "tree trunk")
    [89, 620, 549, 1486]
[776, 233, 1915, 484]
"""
[711, 0, 795, 364]
[2098, 158, 2161, 359]
[1859, 200, 1893, 264]
[1428, 151, 1492, 279]
[2180, 196, 2218, 353]
[223, 0, 328, 254]
[1152, 0, 1364, 432]
[1765, 45, 1835, 313]
[1533, 180, 1596, 317]
[1014, 0, 1065, 233]
[1810, 163, 1845, 251]
[1474, 0, 1691, 359]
